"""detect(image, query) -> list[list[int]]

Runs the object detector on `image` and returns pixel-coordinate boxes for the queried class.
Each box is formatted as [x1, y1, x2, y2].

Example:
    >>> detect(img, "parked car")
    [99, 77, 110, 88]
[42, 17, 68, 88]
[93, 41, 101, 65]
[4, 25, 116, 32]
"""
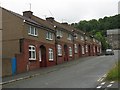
[105, 49, 114, 55]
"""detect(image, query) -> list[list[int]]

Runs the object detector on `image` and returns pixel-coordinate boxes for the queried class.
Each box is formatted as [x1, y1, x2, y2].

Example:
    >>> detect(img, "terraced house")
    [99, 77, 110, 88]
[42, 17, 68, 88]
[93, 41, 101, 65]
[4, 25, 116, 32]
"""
[1, 7, 101, 77]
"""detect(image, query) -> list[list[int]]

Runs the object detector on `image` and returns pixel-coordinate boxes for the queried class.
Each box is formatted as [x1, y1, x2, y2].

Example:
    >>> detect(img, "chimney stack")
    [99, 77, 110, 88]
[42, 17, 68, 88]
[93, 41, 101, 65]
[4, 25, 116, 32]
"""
[23, 11, 33, 18]
[46, 17, 54, 22]
[61, 22, 68, 25]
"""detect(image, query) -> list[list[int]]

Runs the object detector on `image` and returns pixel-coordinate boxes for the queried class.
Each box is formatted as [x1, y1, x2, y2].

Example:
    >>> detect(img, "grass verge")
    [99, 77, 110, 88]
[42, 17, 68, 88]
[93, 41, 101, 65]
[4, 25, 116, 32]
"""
[106, 61, 120, 81]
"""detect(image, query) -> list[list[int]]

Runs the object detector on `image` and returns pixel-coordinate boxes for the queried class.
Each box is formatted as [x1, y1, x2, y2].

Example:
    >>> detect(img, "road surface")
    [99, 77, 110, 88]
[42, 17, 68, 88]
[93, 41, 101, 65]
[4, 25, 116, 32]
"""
[3, 51, 118, 88]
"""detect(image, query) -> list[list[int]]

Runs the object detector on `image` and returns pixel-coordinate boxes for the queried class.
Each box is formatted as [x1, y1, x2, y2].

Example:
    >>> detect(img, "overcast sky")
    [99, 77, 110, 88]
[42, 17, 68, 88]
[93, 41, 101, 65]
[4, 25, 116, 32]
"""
[0, 0, 120, 23]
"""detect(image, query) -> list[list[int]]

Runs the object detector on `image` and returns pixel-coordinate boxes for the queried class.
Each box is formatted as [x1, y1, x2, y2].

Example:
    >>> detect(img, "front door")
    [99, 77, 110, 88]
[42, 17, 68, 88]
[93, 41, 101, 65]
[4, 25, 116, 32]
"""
[78, 45, 82, 57]
[64, 45, 68, 61]
[39, 45, 46, 67]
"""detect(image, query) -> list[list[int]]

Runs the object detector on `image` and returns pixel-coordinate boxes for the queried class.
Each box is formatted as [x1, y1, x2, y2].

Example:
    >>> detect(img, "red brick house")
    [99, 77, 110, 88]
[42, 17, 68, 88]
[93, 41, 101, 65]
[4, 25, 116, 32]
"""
[1, 7, 102, 77]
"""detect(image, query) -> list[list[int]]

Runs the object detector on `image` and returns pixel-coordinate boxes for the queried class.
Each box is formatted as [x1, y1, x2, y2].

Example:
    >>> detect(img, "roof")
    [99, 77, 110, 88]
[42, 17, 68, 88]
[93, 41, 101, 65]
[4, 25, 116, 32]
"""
[1, 7, 54, 32]
[107, 29, 120, 34]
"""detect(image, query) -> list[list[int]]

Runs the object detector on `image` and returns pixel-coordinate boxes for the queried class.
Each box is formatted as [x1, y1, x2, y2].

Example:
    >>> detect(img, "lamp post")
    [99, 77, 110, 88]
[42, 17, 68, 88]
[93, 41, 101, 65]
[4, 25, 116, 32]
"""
[72, 29, 77, 60]
[54, 25, 61, 65]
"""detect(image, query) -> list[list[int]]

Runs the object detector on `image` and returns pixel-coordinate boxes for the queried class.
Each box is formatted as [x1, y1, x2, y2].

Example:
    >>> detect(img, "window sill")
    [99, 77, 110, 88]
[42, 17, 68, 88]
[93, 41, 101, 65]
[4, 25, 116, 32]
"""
[46, 38, 53, 41]
[58, 54, 62, 57]
[29, 58, 36, 61]
[69, 55, 72, 58]
[49, 59, 54, 62]
[28, 34, 38, 37]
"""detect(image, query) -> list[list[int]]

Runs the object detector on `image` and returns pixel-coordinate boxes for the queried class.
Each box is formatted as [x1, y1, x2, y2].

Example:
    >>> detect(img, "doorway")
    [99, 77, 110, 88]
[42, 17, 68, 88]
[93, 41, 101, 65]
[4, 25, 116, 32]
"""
[39, 45, 46, 67]
[64, 44, 68, 61]
[78, 44, 82, 57]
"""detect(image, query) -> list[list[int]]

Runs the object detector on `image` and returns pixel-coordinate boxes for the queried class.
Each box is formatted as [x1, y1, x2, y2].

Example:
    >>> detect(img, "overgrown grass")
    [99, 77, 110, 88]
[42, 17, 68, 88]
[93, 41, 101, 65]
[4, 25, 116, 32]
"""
[106, 61, 120, 81]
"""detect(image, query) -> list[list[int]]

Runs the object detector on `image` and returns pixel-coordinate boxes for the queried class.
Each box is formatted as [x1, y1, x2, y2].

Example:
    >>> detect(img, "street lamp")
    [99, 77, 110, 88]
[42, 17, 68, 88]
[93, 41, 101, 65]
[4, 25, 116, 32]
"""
[54, 25, 61, 65]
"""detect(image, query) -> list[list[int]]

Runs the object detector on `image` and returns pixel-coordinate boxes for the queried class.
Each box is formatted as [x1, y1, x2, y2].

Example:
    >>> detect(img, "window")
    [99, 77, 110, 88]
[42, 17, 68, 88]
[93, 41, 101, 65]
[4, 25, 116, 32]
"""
[57, 44, 62, 56]
[97, 47, 99, 52]
[39, 50, 41, 62]
[69, 47, 72, 57]
[49, 48, 54, 61]
[85, 45, 88, 53]
[46, 32, 53, 40]
[93, 38, 95, 42]
[85, 36, 88, 40]
[74, 44, 78, 53]
[93, 46, 95, 53]
[28, 26, 38, 36]
[29, 45, 36, 60]
[57, 30, 62, 37]
[81, 36, 84, 41]
[74, 33, 78, 39]
[82, 45, 85, 54]
[68, 34, 73, 41]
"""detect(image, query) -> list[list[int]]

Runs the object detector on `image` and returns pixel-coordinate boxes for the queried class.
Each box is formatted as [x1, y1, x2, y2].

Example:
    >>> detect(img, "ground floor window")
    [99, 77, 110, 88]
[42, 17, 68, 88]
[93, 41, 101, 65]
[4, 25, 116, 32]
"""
[69, 47, 72, 57]
[29, 45, 36, 60]
[85, 45, 88, 53]
[57, 44, 62, 56]
[74, 44, 78, 53]
[49, 48, 54, 61]
[93, 46, 95, 53]
[97, 47, 99, 52]
[82, 45, 85, 54]
[39, 50, 41, 62]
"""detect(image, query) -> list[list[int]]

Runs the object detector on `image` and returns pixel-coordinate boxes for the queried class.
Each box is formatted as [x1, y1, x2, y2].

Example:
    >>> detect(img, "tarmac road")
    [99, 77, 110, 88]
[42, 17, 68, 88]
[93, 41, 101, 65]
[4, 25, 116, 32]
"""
[3, 51, 118, 88]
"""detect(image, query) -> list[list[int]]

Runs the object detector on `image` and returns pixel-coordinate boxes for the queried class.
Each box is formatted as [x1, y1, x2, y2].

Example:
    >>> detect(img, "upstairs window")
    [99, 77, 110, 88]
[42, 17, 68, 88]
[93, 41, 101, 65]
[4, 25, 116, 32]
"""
[68, 34, 73, 41]
[74, 44, 78, 53]
[28, 26, 38, 36]
[57, 44, 62, 56]
[74, 33, 78, 39]
[46, 32, 53, 40]
[29, 45, 36, 60]
[81, 36, 84, 41]
[57, 30, 62, 38]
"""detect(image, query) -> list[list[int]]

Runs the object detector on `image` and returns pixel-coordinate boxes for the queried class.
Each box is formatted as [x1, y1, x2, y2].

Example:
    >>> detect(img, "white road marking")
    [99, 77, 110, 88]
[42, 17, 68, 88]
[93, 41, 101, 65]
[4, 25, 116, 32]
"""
[107, 84, 113, 87]
[97, 74, 107, 82]
[96, 86, 102, 88]
[101, 82, 106, 85]
[103, 74, 107, 78]
[110, 81, 115, 84]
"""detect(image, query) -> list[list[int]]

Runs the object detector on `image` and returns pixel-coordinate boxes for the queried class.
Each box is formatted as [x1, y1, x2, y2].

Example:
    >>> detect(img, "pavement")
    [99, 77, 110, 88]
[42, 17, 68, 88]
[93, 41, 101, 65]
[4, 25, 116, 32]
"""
[2, 56, 95, 85]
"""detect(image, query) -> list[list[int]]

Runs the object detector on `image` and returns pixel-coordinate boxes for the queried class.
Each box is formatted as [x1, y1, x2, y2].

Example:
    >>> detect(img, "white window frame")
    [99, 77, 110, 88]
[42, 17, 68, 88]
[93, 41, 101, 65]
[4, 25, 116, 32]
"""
[74, 33, 78, 39]
[82, 45, 85, 54]
[93, 46, 95, 53]
[85, 45, 88, 53]
[74, 44, 78, 53]
[81, 36, 84, 41]
[29, 45, 36, 60]
[49, 48, 54, 61]
[97, 47, 99, 52]
[68, 34, 72, 41]
[69, 47, 72, 57]
[39, 50, 41, 62]
[28, 26, 38, 36]
[57, 44, 62, 56]
[46, 32, 53, 40]
[57, 30, 62, 38]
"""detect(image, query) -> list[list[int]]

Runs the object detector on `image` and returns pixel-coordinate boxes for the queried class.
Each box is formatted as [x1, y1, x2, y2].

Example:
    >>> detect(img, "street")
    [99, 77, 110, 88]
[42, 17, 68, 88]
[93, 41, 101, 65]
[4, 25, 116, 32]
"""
[3, 51, 118, 88]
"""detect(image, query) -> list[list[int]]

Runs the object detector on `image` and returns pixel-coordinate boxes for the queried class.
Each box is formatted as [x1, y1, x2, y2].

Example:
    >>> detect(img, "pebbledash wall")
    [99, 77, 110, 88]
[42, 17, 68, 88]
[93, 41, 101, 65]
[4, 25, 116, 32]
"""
[2, 7, 102, 77]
